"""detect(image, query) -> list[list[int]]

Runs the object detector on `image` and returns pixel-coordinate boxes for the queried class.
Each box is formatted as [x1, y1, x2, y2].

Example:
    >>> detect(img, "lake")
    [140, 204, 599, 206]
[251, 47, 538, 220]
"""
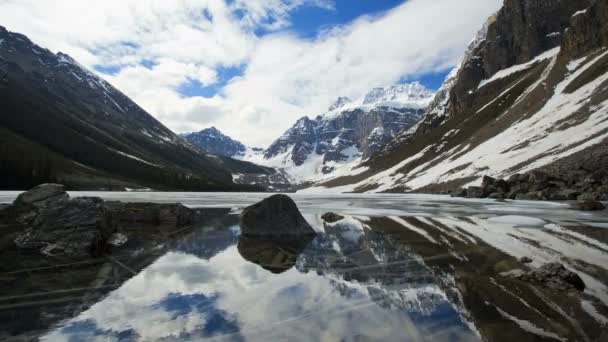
[1, 192, 607, 341]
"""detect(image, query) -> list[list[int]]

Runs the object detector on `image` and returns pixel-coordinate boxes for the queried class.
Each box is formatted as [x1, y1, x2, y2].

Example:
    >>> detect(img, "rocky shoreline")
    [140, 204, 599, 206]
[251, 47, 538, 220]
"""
[452, 171, 607, 210]
[0, 184, 222, 258]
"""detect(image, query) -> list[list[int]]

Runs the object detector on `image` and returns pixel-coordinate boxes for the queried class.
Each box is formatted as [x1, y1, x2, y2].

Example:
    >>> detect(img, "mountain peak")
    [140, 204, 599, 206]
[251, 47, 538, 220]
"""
[183, 127, 247, 158]
[328, 96, 352, 111]
[362, 82, 434, 107]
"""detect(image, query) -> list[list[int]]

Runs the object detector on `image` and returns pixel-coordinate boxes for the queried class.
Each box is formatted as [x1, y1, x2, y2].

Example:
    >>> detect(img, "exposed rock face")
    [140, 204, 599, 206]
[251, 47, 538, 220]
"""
[264, 117, 318, 166]
[181, 127, 249, 158]
[239, 195, 316, 238]
[321, 212, 345, 223]
[258, 83, 432, 181]
[514, 262, 586, 291]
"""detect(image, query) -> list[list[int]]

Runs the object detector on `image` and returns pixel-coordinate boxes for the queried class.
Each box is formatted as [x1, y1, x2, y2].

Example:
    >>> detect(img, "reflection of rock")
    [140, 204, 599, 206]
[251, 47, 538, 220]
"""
[105, 202, 206, 227]
[237, 235, 314, 273]
[514, 263, 586, 291]
[321, 212, 344, 223]
[239, 194, 316, 238]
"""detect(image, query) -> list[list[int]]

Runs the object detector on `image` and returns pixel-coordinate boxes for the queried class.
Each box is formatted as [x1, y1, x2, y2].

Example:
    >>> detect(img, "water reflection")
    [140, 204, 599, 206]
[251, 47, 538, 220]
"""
[39, 215, 477, 342]
[1, 200, 606, 341]
[237, 236, 314, 274]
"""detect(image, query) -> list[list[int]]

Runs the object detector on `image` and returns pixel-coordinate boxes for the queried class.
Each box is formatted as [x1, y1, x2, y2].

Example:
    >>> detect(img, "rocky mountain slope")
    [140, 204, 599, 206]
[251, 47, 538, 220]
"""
[181, 127, 262, 158]
[308, 0, 608, 194]
[0, 26, 272, 191]
[250, 83, 434, 183]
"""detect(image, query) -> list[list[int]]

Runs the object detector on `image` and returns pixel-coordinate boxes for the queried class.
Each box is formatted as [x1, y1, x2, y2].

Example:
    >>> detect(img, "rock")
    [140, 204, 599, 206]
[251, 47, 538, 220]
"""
[488, 192, 506, 200]
[107, 233, 128, 247]
[578, 193, 598, 201]
[466, 186, 484, 198]
[237, 235, 314, 274]
[239, 194, 316, 238]
[481, 176, 496, 188]
[0, 203, 9, 221]
[11, 183, 69, 215]
[514, 262, 585, 291]
[451, 188, 468, 198]
[321, 212, 345, 223]
[520, 256, 533, 264]
[14, 197, 113, 257]
[575, 200, 606, 211]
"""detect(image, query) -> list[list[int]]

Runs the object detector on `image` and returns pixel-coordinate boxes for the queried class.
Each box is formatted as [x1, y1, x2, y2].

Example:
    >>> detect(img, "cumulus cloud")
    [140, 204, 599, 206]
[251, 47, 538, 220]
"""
[0, 0, 502, 146]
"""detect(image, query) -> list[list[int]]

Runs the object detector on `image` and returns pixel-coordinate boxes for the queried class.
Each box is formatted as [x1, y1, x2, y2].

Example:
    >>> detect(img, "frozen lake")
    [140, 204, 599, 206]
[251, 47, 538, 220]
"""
[1, 192, 607, 341]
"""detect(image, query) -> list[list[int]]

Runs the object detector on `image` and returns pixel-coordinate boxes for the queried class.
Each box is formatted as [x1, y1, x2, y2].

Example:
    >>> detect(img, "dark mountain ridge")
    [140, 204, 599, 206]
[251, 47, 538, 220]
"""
[0, 26, 270, 191]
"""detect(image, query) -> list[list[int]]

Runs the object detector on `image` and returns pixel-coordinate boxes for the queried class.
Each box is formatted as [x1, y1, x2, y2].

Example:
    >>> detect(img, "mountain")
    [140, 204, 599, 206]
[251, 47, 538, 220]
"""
[250, 83, 434, 183]
[307, 0, 608, 194]
[181, 127, 255, 158]
[0, 26, 271, 191]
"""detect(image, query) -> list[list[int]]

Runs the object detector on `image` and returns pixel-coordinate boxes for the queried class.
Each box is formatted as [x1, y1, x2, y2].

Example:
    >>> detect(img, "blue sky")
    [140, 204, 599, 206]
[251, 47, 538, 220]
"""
[1, 0, 502, 145]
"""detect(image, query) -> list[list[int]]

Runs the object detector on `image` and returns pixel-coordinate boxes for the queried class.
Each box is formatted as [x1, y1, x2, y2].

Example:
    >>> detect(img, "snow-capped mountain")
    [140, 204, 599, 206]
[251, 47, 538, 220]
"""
[306, 0, 607, 194]
[249, 83, 434, 183]
[0, 26, 271, 191]
[181, 127, 256, 158]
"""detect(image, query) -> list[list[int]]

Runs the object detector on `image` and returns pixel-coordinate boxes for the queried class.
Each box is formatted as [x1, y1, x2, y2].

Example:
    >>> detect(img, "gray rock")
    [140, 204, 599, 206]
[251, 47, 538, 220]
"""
[321, 212, 345, 223]
[575, 200, 606, 211]
[466, 186, 484, 198]
[12, 183, 68, 213]
[14, 197, 113, 257]
[578, 193, 598, 201]
[239, 195, 316, 238]
[488, 192, 506, 200]
[515, 262, 585, 291]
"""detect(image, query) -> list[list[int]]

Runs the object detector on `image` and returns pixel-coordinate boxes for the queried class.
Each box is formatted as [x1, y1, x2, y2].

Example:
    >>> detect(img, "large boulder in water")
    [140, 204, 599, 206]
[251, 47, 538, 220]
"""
[11, 183, 69, 217]
[14, 196, 113, 257]
[239, 194, 316, 238]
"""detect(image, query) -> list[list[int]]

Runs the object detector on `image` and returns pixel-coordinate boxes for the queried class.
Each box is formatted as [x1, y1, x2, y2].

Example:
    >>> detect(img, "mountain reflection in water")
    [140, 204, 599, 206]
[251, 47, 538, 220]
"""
[0, 193, 607, 341]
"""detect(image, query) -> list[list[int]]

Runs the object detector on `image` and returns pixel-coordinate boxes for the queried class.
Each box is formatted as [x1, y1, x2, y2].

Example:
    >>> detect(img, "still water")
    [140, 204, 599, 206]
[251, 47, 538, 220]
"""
[1, 193, 607, 341]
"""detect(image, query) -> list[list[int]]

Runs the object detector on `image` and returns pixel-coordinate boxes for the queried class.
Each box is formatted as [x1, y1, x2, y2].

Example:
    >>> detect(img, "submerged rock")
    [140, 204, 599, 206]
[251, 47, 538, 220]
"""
[575, 200, 606, 211]
[514, 262, 585, 292]
[239, 194, 316, 238]
[321, 212, 345, 223]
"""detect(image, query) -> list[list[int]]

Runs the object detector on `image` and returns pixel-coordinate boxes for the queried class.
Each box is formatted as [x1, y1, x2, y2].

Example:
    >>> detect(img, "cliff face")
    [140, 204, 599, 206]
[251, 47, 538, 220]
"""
[310, 0, 608, 194]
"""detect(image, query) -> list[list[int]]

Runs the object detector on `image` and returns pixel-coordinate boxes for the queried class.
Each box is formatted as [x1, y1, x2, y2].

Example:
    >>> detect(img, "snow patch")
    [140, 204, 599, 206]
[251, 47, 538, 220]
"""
[478, 48, 560, 89]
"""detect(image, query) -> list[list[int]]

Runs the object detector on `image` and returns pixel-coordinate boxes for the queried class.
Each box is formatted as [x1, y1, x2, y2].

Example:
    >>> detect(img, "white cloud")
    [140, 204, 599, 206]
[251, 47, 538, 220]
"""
[0, 0, 502, 147]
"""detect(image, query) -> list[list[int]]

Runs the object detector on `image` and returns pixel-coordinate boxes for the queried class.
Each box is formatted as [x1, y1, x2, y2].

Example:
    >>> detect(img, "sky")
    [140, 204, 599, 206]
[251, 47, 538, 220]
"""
[0, 0, 503, 147]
